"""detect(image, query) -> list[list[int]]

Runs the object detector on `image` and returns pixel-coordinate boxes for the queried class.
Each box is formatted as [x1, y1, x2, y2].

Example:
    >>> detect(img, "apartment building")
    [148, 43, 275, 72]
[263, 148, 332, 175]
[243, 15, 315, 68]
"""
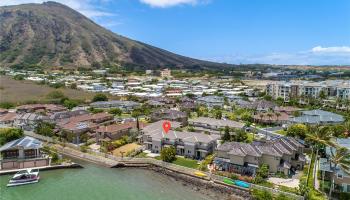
[215, 137, 305, 176]
[266, 80, 350, 100]
[160, 68, 171, 78]
[140, 120, 220, 159]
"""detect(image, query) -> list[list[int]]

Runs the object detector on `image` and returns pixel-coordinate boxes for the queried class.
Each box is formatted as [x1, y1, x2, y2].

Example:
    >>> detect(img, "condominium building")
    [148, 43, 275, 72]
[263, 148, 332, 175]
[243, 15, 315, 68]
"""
[214, 137, 305, 176]
[266, 80, 350, 100]
[160, 68, 171, 78]
[140, 120, 220, 159]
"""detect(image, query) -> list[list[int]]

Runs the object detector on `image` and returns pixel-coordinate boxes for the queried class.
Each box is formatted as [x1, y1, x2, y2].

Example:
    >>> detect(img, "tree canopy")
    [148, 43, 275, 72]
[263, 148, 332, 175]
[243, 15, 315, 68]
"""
[92, 93, 108, 102]
[0, 128, 24, 145]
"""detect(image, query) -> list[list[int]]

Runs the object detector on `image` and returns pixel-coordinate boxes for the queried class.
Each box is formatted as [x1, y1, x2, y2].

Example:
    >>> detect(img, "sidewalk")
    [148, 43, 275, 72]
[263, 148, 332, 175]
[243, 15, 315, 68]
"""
[314, 157, 320, 190]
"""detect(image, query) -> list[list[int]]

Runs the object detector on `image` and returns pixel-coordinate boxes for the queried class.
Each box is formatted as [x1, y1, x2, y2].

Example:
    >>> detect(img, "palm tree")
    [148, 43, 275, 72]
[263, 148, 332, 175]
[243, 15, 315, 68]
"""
[344, 121, 350, 137]
[275, 112, 281, 124]
[305, 126, 335, 185]
[328, 147, 350, 197]
[306, 126, 335, 158]
[344, 99, 350, 112]
[335, 97, 342, 110]
[266, 112, 273, 125]
[259, 113, 264, 124]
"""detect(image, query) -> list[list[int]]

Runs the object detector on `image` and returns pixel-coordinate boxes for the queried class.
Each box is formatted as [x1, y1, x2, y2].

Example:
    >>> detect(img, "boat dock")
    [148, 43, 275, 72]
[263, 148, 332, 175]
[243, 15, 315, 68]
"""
[0, 163, 82, 176]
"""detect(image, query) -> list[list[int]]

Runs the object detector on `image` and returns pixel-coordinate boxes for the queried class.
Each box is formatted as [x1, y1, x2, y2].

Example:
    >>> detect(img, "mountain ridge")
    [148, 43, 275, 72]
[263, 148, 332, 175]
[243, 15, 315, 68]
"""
[0, 1, 233, 70]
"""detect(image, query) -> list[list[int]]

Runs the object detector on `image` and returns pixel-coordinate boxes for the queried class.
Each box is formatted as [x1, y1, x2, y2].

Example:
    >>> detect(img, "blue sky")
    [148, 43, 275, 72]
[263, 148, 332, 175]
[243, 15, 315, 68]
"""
[2, 0, 350, 65]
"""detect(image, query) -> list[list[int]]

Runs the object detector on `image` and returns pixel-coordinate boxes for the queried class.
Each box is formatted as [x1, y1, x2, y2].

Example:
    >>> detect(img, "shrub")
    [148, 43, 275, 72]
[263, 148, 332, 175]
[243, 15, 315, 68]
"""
[80, 145, 89, 153]
[13, 74, 24, 80]
[92, 93, 108, 102]
[252, 189, 273, 200]
[63, 99, 79, 109]
[51, 152, 59, 163]
[286, 124, 307, 139]
[108, 108, 122, 116]
[231, 174, 238, 180]
[0, 102, 15, 109]
[35, 122, 55, 137]
[47, 90, 65, 99]
[197, 154, 215, 171]
[160, 146, 176, 162]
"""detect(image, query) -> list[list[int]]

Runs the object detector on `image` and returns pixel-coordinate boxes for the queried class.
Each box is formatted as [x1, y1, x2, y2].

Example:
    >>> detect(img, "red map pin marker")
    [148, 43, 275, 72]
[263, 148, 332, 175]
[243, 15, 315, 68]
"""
[162, 121, 171, 134]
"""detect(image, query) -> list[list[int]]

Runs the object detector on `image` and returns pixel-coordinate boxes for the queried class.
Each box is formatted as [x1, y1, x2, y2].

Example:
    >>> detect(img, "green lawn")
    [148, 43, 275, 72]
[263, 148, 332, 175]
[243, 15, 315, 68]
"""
[155, 156, 199, 169]
[276, 129, 287, 135]
[172, 157, 199, 169]
[246, 133, 255, 143]
[305, 153, 327, 200]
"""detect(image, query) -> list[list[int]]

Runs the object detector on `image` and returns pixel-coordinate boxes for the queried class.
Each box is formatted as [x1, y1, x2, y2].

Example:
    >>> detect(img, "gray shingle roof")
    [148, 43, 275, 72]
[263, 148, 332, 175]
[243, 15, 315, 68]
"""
[218, 137, 304, 158]
[189, 117, 245, 129]
[142, 120, 219, 144]
[289, 109, 344, 124]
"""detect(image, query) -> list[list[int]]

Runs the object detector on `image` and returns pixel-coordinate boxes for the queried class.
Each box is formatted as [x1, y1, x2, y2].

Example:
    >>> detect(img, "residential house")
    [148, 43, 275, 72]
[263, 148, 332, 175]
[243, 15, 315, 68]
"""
[188, 117, 245, 134]
[150, 109, 188, 125]
[214, 137, 305, 176]
[196, 96, 224, 108]
[0, 112, 17, 126]
[140, 120, 220, 159]
[320, 138, 350, 193]
[58, 113, 113, 144]
[96, 121, 144, 143]
[289, 109, 344, 125]
[14, 113, 47, 131]
[16, 104, 67, 114]
[0, 136, 49, 170]
[90, 101, 140, 112]
[253, 112, 289, 125]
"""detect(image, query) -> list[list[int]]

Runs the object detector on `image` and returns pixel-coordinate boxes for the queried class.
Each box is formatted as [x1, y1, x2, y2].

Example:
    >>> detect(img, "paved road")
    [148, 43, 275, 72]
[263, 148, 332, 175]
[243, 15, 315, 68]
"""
[252, 126, 284, 140]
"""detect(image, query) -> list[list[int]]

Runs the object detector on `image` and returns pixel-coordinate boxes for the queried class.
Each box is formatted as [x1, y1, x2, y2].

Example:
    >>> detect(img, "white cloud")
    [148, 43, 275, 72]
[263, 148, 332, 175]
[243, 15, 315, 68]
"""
[0, 0, 114, 18]
[311, 46, 350, 54]
[139, 0, 208, 8]
[204, 46, 350, 65]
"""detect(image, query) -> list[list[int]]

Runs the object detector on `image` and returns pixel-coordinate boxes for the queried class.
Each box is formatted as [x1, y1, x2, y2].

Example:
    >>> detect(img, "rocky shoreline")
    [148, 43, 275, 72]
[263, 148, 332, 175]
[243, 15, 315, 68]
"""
[114, 163, 251, 200]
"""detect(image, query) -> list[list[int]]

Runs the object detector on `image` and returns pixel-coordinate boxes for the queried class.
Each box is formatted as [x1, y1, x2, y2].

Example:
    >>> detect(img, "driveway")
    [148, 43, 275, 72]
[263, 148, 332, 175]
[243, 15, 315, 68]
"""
[252, 126, 284, 140]
[268, 177, 300, 188]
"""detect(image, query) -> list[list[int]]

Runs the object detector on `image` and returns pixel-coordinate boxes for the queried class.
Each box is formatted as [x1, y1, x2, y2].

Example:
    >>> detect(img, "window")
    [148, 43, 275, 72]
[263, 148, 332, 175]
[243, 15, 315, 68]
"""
[337, 173, 343, 179]
[155, 146, 158, 149]
[188, 150, 191, 154]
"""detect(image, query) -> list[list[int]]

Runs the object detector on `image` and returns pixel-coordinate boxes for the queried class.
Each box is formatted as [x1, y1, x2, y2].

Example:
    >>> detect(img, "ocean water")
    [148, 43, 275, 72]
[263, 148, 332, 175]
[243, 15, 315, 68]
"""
[0, 160, 214, 200]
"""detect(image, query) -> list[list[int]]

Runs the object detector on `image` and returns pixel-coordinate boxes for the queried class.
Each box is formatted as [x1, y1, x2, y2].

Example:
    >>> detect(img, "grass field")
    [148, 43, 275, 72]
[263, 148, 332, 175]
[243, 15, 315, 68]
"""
[172, 157, 199, 169]
[0, 75, 94, 104]
[155, 156, 199, 169]
[112, 143, 141, 156]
